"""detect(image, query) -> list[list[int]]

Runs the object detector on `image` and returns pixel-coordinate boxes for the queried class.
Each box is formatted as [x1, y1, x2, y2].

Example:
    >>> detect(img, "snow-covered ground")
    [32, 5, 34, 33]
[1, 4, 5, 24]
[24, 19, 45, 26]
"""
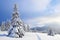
[0, 31, 60, 40]
[36, 33, 60, 40]
[0, 31, 38, 40]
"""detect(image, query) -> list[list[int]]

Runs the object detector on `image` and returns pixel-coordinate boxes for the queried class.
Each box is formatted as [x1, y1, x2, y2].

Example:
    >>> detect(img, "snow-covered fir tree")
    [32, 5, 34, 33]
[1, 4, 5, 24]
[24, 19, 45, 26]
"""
[5, 20, 11, 31]
[48, 28, 55, 36]
[27, 25, 30, 32]
[1, 20, 11, 31]
[1, 21, 5, 31]
[24, 24, 30, 32]
[8, 4, 25, 38]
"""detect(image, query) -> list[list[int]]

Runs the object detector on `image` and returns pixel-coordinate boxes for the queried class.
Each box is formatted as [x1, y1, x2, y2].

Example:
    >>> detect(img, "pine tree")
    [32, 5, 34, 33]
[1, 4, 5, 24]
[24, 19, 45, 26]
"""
[1, 21, 5, 31]
[8, 4, 25, 38]
[5, 20, 11, 31]
[48, 28, 54, 36]
[27, 25, 30, 32]
[24, 24, 30, 32]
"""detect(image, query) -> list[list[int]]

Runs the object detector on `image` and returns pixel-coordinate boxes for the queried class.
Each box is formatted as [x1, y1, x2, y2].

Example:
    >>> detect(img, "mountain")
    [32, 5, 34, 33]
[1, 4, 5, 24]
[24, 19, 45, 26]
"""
[30, 26, 48, 33]
[30, 23, 60, 34]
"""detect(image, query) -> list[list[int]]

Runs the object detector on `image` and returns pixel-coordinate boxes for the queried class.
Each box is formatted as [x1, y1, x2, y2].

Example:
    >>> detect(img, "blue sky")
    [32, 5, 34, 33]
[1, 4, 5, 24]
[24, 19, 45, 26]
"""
[0, 0, 60, 27]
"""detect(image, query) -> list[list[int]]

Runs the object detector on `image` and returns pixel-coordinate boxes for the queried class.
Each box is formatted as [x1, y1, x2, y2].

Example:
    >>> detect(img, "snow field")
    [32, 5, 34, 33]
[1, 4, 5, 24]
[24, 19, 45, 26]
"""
[0, 31, 60, 40]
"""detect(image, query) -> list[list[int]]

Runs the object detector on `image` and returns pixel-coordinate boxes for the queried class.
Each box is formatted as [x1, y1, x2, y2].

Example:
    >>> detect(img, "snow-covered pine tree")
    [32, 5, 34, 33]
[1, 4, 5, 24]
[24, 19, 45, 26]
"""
[24, 24, 30, 32]
[5, 20, 11, 31]
[48, 28, 55, 36]
[27, 25, 30, 32]
[1, 21, 6, 31]
[8, 4, 25, 38]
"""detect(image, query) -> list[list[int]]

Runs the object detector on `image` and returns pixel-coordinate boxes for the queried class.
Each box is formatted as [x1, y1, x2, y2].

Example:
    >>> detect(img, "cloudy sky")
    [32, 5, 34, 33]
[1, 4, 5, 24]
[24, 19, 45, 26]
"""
[0, 0, 60, 27]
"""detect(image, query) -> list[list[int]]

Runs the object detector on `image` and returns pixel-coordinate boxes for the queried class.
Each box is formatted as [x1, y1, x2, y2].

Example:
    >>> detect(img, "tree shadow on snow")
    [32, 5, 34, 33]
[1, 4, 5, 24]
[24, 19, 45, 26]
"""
[0, 34, 14, 38]
[0, 34, 8, 37]
[0, 34, 16, 38]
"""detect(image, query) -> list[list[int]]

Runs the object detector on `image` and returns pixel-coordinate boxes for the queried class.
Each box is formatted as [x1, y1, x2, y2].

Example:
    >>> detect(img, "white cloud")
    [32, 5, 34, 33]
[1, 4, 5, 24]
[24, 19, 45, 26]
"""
[21, 0, 51, 12]
[26, 16, 60, 27]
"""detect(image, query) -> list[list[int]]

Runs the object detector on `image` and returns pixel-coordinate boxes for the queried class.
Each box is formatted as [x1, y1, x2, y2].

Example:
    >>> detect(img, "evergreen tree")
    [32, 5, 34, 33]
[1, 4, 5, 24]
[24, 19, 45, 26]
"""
[1, 21, 5, 31]
[48, 28, 54, 36]
[8, 4, 25, 38]
[27, 25, 30, 32]
[5, 20, 11, 31]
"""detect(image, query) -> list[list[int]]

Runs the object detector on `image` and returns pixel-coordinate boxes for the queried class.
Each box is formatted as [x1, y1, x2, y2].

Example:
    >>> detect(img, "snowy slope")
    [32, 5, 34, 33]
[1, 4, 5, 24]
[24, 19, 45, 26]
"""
[0, 31, 37, 40]
[36, 33, 60, 40]
[0, 31, 60, 40]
